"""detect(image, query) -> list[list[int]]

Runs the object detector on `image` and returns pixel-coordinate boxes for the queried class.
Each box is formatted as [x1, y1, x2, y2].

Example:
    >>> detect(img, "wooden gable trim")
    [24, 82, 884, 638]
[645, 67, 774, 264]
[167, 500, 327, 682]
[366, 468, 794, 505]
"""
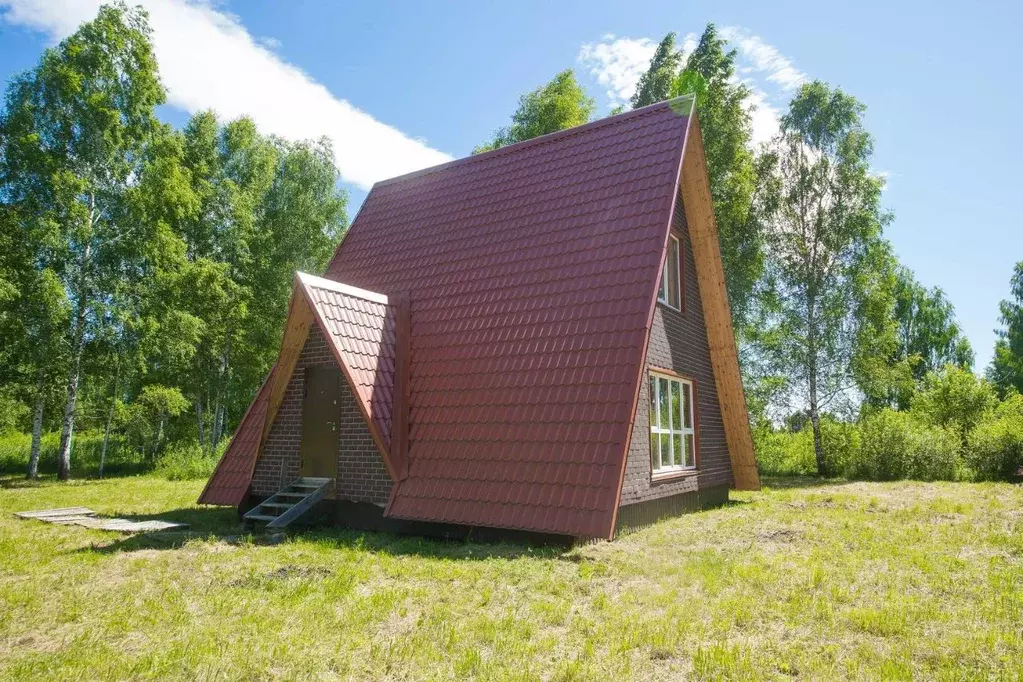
[261, 281, 315, 444]
[680, 115, 760, 491]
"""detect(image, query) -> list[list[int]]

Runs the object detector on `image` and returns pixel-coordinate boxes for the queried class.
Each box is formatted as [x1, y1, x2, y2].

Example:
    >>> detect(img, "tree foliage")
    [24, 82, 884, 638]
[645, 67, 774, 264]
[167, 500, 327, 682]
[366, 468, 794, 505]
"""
[474, 70, 594, 153]
[988, 261, 1023, 396]
[0, 3, 168, 479]
[631, 33, 684, 109]
[673, 24, 774, 330]
[760, 81, 891, 475]
[0, 4, 347, 478]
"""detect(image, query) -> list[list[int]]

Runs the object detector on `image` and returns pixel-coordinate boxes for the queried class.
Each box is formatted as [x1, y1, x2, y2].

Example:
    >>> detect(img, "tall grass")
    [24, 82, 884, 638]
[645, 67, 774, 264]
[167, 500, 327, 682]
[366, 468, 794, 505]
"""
[0, 430, 142, 478]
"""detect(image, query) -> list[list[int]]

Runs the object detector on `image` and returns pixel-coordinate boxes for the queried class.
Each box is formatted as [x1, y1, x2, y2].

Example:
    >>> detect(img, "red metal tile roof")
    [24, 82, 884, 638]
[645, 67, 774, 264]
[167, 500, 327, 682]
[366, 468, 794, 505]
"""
[197, 375, 272, 506]
[298, 273, 397, 455]
[326, 101, 692, 538]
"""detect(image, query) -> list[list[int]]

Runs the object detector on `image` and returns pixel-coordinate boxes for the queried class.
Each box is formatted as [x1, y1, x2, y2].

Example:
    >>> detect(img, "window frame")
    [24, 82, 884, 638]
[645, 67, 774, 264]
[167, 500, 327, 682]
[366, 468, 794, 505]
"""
[648, 368, 698, 480]
[656, 233, 682, 311]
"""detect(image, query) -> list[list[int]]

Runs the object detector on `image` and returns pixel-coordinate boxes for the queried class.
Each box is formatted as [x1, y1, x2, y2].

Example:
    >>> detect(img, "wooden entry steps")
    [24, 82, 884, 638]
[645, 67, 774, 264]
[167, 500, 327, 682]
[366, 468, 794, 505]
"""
[243, 477, 332, 529]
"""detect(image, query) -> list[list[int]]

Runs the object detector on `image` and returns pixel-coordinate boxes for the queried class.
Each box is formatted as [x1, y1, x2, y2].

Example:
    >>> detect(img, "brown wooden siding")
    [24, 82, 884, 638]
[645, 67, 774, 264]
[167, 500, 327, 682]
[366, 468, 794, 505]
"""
[251, 325, 393, 504]
[616, 483, 729, 534]
[620, 195, 734, 507]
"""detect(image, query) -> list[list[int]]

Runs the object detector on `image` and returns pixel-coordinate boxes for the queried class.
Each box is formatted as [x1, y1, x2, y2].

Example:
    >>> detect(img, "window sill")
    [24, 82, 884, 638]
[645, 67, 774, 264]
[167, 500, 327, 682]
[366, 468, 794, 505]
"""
[656, 299, 681, 312]
[651, 468, 699, 483]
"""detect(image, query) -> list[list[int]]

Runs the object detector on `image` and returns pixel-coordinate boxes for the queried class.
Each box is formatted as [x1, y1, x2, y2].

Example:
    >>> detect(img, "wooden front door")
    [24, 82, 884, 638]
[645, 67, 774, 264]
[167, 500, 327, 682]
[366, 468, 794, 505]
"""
[300, 365, 341, 479]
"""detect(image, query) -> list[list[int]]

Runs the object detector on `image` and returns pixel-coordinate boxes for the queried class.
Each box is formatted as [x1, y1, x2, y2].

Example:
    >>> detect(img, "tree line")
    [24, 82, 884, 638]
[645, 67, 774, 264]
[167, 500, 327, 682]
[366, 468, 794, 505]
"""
[1, 9, 1020, 481]
[474, 27, 1023, 478]
[0, 4, 347, 479]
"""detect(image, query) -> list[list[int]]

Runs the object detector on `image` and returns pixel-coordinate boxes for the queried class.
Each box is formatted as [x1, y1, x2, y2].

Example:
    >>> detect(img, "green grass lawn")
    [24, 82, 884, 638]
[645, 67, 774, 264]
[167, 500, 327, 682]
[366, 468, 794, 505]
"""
[1, 475, 1021, 680]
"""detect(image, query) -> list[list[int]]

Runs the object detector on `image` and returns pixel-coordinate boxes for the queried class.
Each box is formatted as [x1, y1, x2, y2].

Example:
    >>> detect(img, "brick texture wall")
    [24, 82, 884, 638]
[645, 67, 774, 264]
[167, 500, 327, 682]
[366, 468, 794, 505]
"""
[619, 195, 733, 507]
[250, 325, 393, 505]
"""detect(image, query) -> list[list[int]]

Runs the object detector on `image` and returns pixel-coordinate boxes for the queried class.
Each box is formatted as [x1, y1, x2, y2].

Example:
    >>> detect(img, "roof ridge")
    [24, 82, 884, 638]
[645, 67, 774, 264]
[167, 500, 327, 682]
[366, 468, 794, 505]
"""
[296, 271, 390, 305]
[374, 95, 696, 189]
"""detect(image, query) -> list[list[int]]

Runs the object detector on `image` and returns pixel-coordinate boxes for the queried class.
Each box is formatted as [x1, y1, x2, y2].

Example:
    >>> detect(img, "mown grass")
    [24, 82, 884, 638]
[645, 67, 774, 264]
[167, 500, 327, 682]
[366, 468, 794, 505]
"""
[1, 475, 1021, 680]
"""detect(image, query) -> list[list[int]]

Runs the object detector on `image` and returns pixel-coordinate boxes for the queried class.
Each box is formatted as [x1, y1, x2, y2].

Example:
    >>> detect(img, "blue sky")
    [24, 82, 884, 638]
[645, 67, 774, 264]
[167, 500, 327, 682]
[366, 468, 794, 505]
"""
[1, 0, 1020, 369]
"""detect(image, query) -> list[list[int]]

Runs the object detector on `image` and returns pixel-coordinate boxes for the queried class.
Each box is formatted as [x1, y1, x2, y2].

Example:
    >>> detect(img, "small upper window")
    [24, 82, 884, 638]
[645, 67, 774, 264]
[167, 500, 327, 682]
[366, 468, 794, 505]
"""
[657, 235, 681, 310]
[649, 371, 696, 475]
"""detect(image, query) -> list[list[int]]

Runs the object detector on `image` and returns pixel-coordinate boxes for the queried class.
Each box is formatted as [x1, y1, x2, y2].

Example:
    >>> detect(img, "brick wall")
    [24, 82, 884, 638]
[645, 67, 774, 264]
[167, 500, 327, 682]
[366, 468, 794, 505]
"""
[251, 325, 394, 505]
[619, 195, 733, 507]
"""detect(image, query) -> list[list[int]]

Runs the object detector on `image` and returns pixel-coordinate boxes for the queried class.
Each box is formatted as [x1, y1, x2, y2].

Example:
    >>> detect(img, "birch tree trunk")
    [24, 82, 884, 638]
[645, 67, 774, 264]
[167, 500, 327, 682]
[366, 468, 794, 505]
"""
[58, 210, 92, 482]
[195, 400, 204, 449]
[27, 371, 45, 479]
[99, 360, 119, 478]
[211, 333, 231, 450]
[806, 294, 826, 476]
[57, 293, 88, 481]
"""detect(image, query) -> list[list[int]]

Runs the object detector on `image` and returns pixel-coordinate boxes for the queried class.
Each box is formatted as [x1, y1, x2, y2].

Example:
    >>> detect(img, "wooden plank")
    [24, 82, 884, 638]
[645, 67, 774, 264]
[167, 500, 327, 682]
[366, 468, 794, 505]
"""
[262, 279, 315, 443]
[680, 115, 761, 491]
[16, 507, 95, 519]
[16, 509, 187, 532]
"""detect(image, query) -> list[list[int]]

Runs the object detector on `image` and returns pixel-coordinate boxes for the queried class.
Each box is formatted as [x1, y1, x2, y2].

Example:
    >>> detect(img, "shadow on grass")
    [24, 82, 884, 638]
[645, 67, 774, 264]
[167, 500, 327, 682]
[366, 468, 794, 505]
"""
[760, 475, 855, 490]
[75, 506, 575, 561]
[0, 462, 151, 483]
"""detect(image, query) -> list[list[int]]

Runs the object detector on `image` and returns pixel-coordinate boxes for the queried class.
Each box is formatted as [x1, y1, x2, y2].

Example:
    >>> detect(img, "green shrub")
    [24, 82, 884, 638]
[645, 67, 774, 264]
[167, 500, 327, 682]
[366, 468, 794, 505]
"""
[911, 366, 998, 443]
[966, 414, 1023, 481]
[0, 392, 29, 434]
[851, 409, 961, 481]
[994, 391, 1023, 419]
[754, 417, 858, 477]
[754, 424, 816, 476]
[154, 440, 225, 480]
[0, 430, 139, 477]
[819, 418, 860, 476]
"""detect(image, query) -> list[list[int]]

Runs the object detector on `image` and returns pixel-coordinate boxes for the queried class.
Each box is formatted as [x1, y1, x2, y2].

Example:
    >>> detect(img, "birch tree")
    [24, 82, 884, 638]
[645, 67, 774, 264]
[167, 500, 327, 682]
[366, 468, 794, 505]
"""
[0, 3, 165, 479]
[764, 81, 890, 474]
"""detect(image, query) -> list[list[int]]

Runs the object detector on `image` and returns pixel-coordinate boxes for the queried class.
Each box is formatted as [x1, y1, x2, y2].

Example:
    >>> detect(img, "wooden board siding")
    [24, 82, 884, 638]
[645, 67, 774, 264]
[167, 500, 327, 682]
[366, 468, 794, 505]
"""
[620, 196, 733, 506]
[616, 483, 729, 534]
[680, 116, 760, 490]
[251, 326, 393, 505]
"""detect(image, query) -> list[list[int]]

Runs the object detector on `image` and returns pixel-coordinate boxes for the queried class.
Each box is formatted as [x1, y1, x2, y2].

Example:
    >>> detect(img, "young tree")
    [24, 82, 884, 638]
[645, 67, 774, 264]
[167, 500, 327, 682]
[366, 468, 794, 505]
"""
[912, 365, 997, 446]
[0, 4, 166, 479]
[672, 24, 775, 330]
[631, 33, 683, 108]
[763, 82, 890, 475]
[174, 113, 346, 450]
[0, 200, 68, 477]
[988, 261, 1023, 395]
[880, 265, 973, 407]
[630, 25, 774, 330]
[474, 70, 594, 153]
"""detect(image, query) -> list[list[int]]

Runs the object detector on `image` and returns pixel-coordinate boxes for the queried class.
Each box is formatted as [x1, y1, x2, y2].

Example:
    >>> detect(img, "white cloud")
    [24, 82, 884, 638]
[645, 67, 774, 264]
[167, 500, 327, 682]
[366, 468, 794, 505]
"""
[577, 28, 794, 145]
[719, 26, 806, 92]
[0, 0, 452, 190]
[577, 34, 656, 106]
[258, 35, 281, 50]
[577, 33, 701, 107]
[744, 85, 783, 146]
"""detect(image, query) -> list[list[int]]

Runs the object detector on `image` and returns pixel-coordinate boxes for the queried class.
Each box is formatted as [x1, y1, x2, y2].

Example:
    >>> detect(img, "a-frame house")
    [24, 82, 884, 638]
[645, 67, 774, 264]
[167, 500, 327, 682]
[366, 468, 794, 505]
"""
[199, 96, 759, 540]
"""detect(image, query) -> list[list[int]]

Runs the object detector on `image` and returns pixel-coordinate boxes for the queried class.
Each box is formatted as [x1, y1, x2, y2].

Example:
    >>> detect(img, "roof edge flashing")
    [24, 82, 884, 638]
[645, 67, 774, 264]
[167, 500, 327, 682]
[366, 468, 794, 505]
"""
[296, 271, 389, 305]
[373, 96, 697, 190]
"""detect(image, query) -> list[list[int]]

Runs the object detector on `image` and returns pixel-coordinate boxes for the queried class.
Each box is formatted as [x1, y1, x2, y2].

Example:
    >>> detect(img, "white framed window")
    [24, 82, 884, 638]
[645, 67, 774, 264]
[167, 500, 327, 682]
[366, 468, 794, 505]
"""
[657, 234, 681, 310]
[649, 370, 696, 475]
